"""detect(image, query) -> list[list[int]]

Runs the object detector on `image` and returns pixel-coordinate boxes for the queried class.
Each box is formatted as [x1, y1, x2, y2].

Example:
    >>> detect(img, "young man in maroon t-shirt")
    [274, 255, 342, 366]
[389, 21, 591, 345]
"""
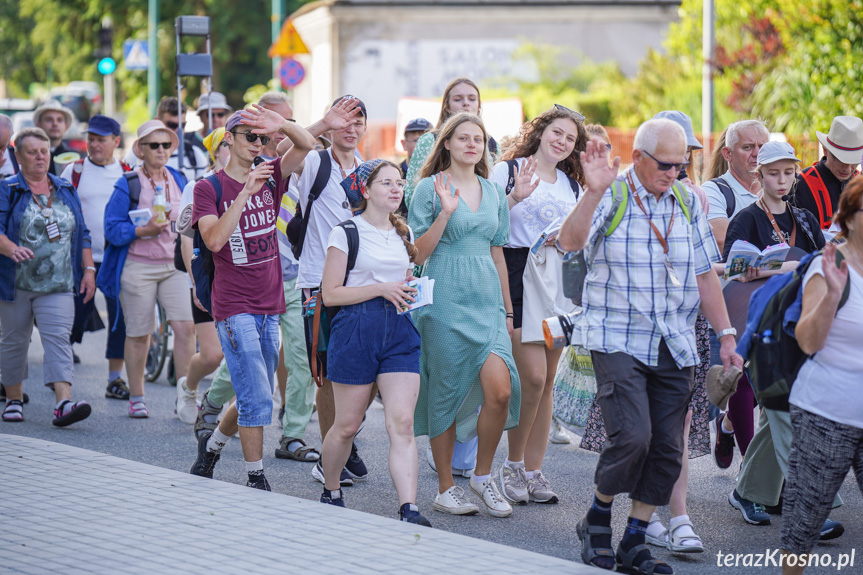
[189, 106, 315, 490]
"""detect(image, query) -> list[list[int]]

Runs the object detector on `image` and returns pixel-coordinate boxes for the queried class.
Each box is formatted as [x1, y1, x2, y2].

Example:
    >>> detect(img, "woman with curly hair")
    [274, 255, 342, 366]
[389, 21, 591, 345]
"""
[488, 105, 586, 506]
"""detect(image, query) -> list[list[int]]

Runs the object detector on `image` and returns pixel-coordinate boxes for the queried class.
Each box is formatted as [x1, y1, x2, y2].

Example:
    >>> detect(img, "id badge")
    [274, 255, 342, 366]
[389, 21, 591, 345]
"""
[46, 221, 61, 243]
[664, 255, 682, 287]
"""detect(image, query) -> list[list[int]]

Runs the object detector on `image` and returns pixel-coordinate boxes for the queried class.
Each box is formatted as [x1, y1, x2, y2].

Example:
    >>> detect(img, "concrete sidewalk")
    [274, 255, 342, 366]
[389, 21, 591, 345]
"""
[0, 434, 598, 575]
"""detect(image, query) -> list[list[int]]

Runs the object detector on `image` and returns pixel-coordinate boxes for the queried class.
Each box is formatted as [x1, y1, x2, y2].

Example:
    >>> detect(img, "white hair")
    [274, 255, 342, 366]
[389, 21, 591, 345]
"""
[0, 113, 12, 135]
[633, 118, 686, 155]
[726, 119, 769, 150]
[257, 91, 292, 108]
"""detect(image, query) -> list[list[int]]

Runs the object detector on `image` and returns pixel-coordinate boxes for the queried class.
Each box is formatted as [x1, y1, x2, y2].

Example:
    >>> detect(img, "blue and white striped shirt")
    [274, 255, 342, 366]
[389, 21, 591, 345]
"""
[583, 170, 720, 368]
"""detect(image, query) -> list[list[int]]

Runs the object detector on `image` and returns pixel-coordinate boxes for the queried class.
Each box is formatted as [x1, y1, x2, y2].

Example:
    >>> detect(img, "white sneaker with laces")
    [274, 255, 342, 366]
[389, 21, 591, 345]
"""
[433, 486, 479, 515]
[498, 463, 529, 504]
[470, 476, 513, 518]
[175, 377, 198, 425]
[549, 416, 571, 444]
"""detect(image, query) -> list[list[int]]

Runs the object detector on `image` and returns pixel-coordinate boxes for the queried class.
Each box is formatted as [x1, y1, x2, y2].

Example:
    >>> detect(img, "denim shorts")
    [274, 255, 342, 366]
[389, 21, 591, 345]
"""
[215, 313, 279, 427]
[327, 297, 421, 385]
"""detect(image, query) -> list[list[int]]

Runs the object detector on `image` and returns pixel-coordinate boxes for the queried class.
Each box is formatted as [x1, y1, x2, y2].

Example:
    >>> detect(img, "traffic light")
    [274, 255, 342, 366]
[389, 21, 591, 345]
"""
[98, 27, 113, 58]
[98, 57, 117, 75]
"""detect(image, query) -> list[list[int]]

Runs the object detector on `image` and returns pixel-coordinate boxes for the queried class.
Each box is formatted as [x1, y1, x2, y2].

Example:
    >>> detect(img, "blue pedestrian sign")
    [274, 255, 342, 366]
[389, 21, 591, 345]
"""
[123, 40, 149, 71]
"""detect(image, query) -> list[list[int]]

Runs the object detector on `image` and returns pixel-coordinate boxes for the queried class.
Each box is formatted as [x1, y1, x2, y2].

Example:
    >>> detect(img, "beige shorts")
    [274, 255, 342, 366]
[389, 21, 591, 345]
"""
[119, 259, 193, 337]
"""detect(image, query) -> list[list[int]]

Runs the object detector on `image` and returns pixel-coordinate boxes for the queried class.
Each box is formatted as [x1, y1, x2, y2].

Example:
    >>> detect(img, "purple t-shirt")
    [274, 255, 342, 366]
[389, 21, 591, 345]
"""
[191, 159, 286, 321]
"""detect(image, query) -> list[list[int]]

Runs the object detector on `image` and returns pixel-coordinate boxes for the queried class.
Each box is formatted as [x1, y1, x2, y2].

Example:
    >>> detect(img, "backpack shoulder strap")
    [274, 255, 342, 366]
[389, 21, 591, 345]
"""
[70, 158, 85, 189]
[566, 175, 580, 201]
[336, 220, 360, 286]
[184, 142, 198, 169]
[123, 172, 142, 210]
[120, 161, 133, 172]
[605, 180, 629, 237]
[800, 165, 831, 228]
[710, 177, 735, 218]
[205, 174, 223, 212]
[790, 206, 818, 251]
[671, 181, 692, 224]
[309, 150, 332, 204]
[504, 159, 519, 195]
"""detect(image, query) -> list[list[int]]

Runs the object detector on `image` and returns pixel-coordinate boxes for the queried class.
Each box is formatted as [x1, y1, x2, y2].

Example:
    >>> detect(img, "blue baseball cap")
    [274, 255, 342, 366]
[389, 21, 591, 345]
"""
[404, 118, 432, 134]
[653, 110, 702, 150]
[85, 115, 121, 137]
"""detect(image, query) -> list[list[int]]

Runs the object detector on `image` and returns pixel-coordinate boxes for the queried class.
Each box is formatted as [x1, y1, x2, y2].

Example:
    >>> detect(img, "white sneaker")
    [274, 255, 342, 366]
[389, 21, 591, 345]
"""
[433, 486, 479, 515]
[549, 416, 571, 444]
[498, 463, 529, 504]
[469, 476, 513, 518]
[526, 470, 559, 504]
[175, 377, 198, 425]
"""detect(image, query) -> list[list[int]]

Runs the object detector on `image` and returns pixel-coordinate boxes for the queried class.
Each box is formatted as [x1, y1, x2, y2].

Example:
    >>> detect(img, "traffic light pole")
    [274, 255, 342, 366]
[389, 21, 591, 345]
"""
[148, 0, 159, 118]
[104, 73, 115, 116]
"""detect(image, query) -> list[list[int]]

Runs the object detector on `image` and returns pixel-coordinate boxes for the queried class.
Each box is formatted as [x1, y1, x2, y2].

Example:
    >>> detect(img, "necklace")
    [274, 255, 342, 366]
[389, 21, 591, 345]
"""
[362, 214, 393, 244]
[142, 165, 171, 210]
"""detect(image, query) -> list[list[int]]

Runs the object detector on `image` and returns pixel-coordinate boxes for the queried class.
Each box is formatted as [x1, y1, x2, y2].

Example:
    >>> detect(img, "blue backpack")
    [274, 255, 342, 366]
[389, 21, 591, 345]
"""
[191, 174, 222, 315]
[738, 248, 850, 411]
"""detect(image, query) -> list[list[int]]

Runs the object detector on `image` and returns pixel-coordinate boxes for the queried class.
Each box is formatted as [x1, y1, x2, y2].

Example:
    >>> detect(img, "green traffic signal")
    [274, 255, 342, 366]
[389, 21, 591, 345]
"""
[98, 57, 116, 75]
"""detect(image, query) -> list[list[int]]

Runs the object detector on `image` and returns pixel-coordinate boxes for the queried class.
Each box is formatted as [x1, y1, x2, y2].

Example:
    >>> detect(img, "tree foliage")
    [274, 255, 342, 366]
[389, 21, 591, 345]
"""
[0, 0, 308, 119]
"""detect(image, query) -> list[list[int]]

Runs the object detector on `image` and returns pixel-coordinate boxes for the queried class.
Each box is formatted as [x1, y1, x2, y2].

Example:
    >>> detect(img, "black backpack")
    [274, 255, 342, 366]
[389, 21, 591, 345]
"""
[504, 159, 580, 199]
[710, 177, 735, 218]
[286, 150, 332, 259]
[190, 174, 223, 315]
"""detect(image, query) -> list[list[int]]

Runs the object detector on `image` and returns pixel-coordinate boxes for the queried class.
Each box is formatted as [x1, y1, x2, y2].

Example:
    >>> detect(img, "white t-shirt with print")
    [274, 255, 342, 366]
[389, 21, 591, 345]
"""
[327, 215, 414, 288]
[60, 158, 126, 263]
[490, 158, 581, 248]
[703, 169, 759, 221]
[295, 149, 358, 289]
[790, 256, 863, 428]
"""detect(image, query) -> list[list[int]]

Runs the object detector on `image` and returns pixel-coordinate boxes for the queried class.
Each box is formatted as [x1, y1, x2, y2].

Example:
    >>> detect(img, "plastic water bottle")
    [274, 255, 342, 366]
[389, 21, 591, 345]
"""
[761, 329, 774, 344]
[153, 184, 167, 224]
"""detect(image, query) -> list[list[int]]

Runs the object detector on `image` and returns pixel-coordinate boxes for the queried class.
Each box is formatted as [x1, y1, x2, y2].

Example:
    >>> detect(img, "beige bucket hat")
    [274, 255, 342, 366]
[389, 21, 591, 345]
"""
[132, 120, 179, 159]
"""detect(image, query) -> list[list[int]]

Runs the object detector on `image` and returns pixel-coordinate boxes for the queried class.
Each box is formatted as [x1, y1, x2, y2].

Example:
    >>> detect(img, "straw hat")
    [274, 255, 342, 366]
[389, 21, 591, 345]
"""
[33, 100, 75, 129]
[816, 116, 863, 165]
[132, 120, 179, 159]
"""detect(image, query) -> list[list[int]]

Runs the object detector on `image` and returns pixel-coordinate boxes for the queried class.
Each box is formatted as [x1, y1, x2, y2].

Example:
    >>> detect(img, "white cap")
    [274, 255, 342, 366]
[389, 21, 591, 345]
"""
[757, 141, 800, 167]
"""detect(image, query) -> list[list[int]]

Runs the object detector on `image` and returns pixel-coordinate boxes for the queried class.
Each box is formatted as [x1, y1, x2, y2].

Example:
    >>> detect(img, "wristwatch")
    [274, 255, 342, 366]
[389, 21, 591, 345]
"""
[716, 327, 737, 340]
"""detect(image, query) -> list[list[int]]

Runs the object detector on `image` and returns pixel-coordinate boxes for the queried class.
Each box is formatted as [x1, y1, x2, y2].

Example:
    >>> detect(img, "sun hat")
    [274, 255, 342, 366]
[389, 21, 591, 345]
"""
[757, 141, 800, 168]
[196, 92, 232, 115]
[340, 159, 384, 214]
[653, 110, 702, 150]
[203, 127, 227, 163]
[706, 365, 743, 411]
[33, 100, 75, 130]
[85, 115, 121, 137]
[816, 116, 863, 165]
[132, 120, 179, 159]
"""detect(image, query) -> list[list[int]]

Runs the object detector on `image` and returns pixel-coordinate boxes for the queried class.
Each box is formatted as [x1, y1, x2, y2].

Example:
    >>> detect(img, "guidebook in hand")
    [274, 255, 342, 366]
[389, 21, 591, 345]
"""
[399, 277, 435, 314]
[724, 240, 790, 279]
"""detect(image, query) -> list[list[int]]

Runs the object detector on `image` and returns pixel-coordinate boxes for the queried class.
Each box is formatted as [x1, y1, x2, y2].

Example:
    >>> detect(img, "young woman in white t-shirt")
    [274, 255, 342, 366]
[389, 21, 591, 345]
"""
[489, 106, 586, 506]
[318, 160, 431, 527]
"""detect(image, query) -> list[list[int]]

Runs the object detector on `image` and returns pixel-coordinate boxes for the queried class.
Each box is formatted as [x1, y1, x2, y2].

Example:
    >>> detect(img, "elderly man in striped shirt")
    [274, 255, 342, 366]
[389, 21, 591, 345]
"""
[559, 118, 743, 575]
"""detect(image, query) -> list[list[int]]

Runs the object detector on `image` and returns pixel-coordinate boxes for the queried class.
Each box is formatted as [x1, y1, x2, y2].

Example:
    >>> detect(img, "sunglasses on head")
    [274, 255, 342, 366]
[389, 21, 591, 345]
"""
[553, 104, 586, 122]
[230, 131, 271, 146]
[641, 149, 689, 172]
[144, 142, 172, 150]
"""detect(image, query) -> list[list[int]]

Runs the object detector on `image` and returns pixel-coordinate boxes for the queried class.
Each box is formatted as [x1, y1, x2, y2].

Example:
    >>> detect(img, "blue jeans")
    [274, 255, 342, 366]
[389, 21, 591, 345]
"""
[215, 313, 279, 428]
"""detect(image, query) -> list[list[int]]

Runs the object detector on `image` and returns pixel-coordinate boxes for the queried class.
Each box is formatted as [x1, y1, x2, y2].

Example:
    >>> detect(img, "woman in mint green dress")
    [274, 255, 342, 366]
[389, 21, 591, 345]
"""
[410, 112, 520, 518]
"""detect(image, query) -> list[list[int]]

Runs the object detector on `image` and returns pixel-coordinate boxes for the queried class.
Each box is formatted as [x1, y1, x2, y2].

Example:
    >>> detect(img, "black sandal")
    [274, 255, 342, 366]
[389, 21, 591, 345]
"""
[105, 378, 131, 400]
[577, 519, 615, 569]
[275, 437, 321, 461]
[616, 543, 672, 575]
[2, 400, 24, 422]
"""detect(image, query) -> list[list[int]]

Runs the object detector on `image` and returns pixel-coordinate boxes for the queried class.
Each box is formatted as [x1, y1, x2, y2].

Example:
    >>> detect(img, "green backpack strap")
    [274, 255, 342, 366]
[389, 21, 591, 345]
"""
[670, 180, 692, 224]
[604, 180, 629, 237]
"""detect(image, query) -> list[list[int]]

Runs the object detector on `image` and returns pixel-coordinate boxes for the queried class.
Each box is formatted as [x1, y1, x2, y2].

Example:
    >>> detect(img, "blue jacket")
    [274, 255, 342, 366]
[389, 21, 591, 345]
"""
[97, 167, 187, 309]
[0, 172, 92, 302]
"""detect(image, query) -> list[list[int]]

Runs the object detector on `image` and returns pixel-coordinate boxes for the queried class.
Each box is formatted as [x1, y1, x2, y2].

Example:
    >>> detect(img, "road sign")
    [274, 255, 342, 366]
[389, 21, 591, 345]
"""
[279, 58, 306, 89]
[268, 19, 309, 58]
[123, 40, 149, 71]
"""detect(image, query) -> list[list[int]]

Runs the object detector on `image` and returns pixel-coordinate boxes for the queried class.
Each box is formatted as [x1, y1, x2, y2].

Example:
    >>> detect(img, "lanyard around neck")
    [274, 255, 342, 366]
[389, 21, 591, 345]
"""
[627, 171, 675, 255]
[758, 199, 795, 246]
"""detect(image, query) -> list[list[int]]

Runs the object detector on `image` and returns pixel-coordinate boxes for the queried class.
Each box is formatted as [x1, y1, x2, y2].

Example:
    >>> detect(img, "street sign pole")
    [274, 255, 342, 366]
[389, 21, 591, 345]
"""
[148, 0, 159, 118]
[272, 0, 283, 90]
[702, 0, 714, 153]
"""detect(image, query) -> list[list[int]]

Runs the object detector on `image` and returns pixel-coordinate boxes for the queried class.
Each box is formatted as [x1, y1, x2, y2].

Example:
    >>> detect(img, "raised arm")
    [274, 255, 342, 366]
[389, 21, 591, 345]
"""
[412, 174, 460, 265]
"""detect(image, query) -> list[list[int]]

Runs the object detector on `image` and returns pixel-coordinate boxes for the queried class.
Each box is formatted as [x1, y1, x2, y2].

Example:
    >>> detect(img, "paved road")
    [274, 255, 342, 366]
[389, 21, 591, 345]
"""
[4, 295, 861, 574]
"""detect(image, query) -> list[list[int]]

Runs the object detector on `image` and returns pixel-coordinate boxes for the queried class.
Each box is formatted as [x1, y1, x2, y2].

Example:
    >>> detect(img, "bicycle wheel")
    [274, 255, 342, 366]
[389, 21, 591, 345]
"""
[145, 303, 169, 382]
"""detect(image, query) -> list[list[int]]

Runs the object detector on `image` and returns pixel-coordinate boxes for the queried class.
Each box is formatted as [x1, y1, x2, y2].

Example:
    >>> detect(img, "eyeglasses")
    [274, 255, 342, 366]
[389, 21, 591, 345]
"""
[144, 142, 172, 150]
[640, 149, 689, 172]
[370, 179, 407, 190]
[231, 131, 271, 146]
[553, 104, 585, 122]
[163, 121, 184, 131]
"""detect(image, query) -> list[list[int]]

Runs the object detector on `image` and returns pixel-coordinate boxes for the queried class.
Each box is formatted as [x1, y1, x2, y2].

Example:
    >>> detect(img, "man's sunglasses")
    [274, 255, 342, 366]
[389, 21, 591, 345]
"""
[554, 104, 586, 122]
[144, 142, 172, 150]
[641, 149, 689, 172]
[231, 131, 271, 146]
[164, 121, 185, 130]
